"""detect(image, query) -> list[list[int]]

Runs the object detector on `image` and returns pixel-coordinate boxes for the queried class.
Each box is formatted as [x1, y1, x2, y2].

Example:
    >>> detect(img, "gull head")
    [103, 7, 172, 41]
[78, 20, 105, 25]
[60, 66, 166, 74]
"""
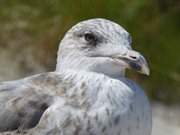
[56, 18, 149, 78]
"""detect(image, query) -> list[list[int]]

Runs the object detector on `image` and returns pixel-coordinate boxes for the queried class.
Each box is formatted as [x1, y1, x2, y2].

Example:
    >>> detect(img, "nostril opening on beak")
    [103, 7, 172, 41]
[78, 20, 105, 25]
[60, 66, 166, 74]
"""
[130, 56, 137, 60]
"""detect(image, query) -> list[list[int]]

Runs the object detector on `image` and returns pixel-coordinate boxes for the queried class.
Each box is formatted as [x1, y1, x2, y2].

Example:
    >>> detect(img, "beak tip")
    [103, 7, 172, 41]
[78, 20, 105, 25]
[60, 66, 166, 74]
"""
[145, 70, 150, 76]
[142, 66, 150, 76]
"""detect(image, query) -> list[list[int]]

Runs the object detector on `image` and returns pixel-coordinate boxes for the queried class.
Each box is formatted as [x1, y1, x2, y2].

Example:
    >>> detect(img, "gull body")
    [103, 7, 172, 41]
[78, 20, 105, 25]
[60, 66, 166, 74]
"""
[0, 18, 151, 135]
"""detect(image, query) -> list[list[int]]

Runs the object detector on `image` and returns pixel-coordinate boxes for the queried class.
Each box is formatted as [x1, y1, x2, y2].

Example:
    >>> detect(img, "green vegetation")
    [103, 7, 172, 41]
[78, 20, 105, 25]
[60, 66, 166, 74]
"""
[0, 0, 180, 104]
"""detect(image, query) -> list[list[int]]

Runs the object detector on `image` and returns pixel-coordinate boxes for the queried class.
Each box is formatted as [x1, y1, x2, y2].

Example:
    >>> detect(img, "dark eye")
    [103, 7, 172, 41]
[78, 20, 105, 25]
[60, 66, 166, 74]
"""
[84, 33, 97, 45]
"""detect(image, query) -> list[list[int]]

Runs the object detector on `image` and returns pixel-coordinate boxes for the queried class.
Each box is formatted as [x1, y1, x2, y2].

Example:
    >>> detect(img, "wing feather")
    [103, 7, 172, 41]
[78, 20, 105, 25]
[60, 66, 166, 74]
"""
[0, 72, 65, 132]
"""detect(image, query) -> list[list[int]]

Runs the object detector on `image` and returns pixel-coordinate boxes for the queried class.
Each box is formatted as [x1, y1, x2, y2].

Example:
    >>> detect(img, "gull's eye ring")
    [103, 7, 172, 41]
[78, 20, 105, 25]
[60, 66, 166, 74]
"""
[84, 33, 97, 45]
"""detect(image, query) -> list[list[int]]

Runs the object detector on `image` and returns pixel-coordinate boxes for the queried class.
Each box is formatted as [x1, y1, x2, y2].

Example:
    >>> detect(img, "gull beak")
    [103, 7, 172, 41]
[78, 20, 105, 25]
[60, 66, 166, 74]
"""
[114, 49, 150, 75]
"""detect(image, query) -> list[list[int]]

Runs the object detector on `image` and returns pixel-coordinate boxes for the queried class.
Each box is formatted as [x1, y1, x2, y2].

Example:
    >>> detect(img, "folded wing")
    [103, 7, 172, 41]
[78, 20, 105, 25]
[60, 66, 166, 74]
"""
[0, 72, 65, 132]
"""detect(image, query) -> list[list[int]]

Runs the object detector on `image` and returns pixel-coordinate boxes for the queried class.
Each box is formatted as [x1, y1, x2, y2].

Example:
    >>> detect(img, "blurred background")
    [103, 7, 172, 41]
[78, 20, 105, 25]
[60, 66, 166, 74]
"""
[0, 0, 179, 134]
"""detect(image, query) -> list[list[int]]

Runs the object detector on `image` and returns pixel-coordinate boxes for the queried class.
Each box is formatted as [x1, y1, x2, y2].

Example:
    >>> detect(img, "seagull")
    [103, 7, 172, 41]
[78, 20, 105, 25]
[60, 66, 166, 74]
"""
[0, 18, 152, 135]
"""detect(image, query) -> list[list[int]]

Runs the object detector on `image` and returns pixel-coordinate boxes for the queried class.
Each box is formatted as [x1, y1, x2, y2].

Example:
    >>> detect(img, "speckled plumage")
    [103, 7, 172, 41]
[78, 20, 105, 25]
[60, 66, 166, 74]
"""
[0, 18, 151, 135]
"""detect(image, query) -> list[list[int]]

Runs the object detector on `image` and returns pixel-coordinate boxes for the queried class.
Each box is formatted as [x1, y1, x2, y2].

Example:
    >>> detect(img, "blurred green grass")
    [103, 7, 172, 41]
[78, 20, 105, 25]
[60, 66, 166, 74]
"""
[0, 0, 180, 104]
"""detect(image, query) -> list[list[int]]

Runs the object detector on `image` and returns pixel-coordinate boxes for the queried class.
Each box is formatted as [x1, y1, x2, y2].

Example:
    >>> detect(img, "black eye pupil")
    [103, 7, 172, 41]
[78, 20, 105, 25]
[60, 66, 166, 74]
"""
[84, 33, 96, 42]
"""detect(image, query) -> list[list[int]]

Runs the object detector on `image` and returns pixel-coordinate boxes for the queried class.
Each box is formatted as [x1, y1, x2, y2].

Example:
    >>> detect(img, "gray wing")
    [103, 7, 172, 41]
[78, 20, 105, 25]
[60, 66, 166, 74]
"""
[0, 72, 65, 132]
[0, 72, 107, 135]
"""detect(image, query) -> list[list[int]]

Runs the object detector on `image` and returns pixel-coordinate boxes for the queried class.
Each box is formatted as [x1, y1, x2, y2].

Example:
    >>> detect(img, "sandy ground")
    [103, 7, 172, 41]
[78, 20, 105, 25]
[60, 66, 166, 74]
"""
[152, 103, 180, 135]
